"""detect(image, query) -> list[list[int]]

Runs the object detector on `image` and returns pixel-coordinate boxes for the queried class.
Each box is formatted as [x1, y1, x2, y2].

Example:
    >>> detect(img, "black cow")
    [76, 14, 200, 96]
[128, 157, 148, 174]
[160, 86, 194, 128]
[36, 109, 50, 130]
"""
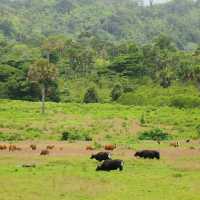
[134, 150, 160, 160]
[90, 152, 111, 162]
[96, 159, 124, 171]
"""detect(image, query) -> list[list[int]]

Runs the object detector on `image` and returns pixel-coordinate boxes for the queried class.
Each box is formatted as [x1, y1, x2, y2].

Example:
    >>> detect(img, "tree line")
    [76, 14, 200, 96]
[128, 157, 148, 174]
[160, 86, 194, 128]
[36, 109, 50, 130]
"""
[0, 34, 199, 109]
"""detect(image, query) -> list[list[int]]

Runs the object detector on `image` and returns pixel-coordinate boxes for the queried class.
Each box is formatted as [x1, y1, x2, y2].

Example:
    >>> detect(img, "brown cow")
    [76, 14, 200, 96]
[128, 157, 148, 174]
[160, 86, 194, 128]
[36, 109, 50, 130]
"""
[170, 141, 179, 148]
[104, 144, 116, 151]
[9, 144, 17, 152]
[30, 144, 37, 150]
[86, 145, 94, 151]
[40, 149, 50, 155]
[46, 145, 55, 150]
[0, 144, 7, 150]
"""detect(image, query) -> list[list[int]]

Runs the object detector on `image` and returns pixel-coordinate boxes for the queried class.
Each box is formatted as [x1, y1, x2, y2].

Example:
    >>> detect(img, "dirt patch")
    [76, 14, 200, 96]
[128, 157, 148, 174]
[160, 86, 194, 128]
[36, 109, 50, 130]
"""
[129, 120, 145, 134]
[0, 141, 199, 163]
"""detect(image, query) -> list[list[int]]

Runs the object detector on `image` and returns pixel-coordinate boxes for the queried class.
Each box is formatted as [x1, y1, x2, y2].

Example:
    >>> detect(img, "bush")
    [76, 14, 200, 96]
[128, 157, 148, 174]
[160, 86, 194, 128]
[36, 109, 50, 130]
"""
[196, 125, 200, 138]
[61, 131, 70, 141]
[61, 130, 92, 141]
[83, 87, 99, 103]
[138, 128, 171, 141]
[170, 95, 200, 108]
[140, 114, 145, 125]
[123, 85, 134, 93]
[93, 141, 102, 149]
[111, 84, 123, 101]
[0, 132, 22, 141]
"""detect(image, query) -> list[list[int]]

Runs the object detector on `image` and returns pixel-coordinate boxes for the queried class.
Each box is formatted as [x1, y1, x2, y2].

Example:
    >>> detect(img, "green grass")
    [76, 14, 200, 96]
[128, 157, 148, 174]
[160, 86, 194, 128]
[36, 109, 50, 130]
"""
[118, 83, 200, 108]
[0, 99, 200, 141]
[0, 153, 200, 200]
[0, 100, 200, 199]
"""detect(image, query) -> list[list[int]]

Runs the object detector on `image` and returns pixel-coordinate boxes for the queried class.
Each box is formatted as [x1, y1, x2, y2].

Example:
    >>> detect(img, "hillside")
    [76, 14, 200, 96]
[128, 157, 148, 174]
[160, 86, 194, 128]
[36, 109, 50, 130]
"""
[0, 0, 200, 49]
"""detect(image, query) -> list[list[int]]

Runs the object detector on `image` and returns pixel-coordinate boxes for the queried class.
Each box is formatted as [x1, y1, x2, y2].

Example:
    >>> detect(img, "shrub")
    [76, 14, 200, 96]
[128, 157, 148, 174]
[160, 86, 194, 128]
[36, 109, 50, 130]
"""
[170, 95, 200, 108]
[111, 84, 123, 101]
[83, 87, 99, 103]
[123, 84, 134, 93]
[140, 114, 145, 125]
[93, 141, 102, 149]
[138, 128, 171, 141]
[61, 131, 70, 141]
[61, 130, 92, 141]
[196, 125, 200, 138]
[0, 132, 22, 141]
[84, 133, 93, 141]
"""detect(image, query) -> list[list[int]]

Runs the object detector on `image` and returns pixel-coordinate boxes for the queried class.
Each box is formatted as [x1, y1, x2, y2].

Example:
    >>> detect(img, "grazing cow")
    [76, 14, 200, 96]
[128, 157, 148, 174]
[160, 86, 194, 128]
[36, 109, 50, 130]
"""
[46, 145, 55, 150]
[134, 150, 160, 160]
[40, 149, 50, 155]
[104, 144, 116, 151]
[9, 144, 17, 152]
[170, 141, 179, 148]
[0, 144, 7, 150]
[90, 152, 111, 161]
[86, 145, 94, 151]
[30, 144, 37, 150]
[96, 159, 124, 171]
[190, 146, 195, 150]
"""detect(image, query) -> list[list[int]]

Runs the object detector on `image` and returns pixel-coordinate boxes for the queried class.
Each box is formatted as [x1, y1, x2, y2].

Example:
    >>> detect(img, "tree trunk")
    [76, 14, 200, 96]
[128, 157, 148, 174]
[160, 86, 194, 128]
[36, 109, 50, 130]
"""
[41, 84, 45, 114]
[47, 51, 50, 66]
[149, 0, 153, 6]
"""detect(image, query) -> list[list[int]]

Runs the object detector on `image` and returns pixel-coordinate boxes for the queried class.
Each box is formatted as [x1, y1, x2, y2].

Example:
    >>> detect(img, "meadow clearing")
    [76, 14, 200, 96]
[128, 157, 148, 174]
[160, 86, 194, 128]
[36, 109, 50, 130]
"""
[0, 100, 200, 200]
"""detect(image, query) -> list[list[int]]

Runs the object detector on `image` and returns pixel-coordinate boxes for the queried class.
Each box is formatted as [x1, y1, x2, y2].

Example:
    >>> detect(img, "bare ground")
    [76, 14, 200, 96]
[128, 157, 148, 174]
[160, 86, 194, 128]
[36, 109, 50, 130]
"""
[0, 141, 200, 169]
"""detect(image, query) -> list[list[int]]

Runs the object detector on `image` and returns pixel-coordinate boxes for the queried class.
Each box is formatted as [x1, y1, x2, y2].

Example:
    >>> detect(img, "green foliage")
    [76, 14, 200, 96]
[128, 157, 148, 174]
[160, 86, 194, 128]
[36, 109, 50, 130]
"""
[83, 87, 99, 103]
[140, 114, 146, 125]
[138, 128, 171, 141]
[0, 0, 200, 106]
[108, 53, 146, 77]
[0, 132, 22, 141]
[118, 84, 200, 107]
[28, 59, 58, 86]
[61, 130, 92, 141]
[196, 125, 200, 138]
[111, 84, 123, 101]
[93, 141, 102, 149]
[0, 0, 200, 49]
[170, 95, 200, 108]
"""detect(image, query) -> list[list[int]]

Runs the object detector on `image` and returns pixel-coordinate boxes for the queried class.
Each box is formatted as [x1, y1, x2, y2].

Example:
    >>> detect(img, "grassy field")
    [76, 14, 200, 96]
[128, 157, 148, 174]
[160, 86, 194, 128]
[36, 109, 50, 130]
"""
[0, 100, 199, 142]
[0, 141, 200, 200]
[0, 100, 200, 200]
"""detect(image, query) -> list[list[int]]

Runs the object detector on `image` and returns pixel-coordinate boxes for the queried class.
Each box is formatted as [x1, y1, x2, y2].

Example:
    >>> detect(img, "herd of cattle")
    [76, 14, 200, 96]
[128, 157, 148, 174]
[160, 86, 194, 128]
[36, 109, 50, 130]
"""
[0, 140, 191, 171]
[90, 140, 192, 171]
[90, 149, 160, 171]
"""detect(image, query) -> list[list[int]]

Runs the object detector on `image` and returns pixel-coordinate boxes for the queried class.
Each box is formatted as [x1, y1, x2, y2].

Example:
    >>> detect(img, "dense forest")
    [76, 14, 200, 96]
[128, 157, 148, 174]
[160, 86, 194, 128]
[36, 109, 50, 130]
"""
[0, 0, 200, 48]
[0, 0, 200, 107]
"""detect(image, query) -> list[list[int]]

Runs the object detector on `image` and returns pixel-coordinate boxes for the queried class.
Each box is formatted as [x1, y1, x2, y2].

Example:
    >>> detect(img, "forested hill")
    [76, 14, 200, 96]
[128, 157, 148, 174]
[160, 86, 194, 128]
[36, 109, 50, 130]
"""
[0, 0, 200, 49]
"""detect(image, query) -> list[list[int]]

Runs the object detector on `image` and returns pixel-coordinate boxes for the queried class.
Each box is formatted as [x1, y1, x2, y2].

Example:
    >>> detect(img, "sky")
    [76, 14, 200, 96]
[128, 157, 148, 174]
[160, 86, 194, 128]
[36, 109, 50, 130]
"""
[143, 0, 171, 5]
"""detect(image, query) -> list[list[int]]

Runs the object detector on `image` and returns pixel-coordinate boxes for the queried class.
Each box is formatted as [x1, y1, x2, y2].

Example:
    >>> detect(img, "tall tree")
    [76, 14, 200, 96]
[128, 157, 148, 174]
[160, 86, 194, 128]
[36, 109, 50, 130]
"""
[28, 59, 58, 114]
